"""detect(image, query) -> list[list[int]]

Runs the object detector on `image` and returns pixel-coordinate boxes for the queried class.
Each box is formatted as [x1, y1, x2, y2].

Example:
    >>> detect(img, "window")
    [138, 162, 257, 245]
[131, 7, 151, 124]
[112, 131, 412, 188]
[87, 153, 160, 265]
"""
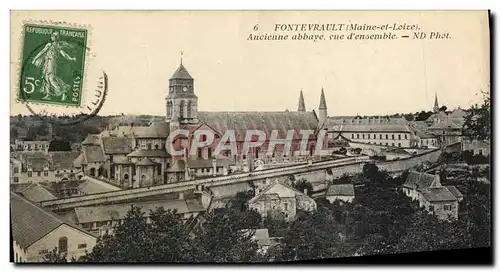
[27, 171, 32, 177]
[392, 143, 395, 147]
[379, 134, 382, 139]
[398, 135, 401, 140]
[14, 167, 19, 173]
[14, 177, 19, 183]
[78, 243, 87, 249]
[284, 203, 289, 211]
[43, 170, 48, 176]
[405, 134, 408, 140]
[38, 249, 49, 255]
[428, 206, 434, 212]
[154, 144, 159, 149]
[367, 134, 370, 139]
[398, 143, 401, 147]
[156, 164, 161, 175]
[385, 134, 388, 139]
[352, 134, 354, 139]
[242, 155, 246, 160]
[362, 134, 365, 139]
[356, 134, 359, 139]
[37, 171, 41, 177]
[444, 204, 451, 211]
[385, 143, 388, 146]
[146, 143, 152, 150]
[58, 237, 68, 253]
[392, 135, 395, 140]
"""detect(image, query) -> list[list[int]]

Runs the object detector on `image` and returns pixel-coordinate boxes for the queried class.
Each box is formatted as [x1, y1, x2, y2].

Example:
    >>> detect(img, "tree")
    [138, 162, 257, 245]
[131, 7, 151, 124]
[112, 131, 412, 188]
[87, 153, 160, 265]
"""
[463, 89, 491, 141]
[270, 207, 347, 261]
[82, 205, 153, 262]
[439, 105, 448, 112]
[292, 179, 313, 195]
[191, 208, 263, 263]
[415, 111, 434, 121]
[42, 248, 67, 263]
[10, 127, 18, 140]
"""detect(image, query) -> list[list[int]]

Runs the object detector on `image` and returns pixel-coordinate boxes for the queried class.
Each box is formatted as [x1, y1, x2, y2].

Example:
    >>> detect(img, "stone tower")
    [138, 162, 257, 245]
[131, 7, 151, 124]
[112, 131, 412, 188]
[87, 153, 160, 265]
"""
[318, 87, 328, 127]
[298, 89, 306, 112]
[166, 55, 199, 125]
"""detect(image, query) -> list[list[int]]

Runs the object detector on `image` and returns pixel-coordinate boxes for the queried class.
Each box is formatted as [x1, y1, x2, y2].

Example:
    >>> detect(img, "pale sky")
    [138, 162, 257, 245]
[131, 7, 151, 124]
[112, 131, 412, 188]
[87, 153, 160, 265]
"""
[10, 10, 490, 117]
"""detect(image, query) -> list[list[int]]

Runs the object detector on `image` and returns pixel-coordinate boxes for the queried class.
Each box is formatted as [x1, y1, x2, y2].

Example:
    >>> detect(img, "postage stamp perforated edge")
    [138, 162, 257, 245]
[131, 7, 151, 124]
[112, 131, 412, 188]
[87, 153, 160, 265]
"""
[14, 19, 94, 111]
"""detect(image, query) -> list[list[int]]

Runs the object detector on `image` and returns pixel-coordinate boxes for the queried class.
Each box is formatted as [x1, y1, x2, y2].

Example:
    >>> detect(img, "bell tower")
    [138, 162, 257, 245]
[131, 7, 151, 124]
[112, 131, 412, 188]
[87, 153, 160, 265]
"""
[166, 53, 199, 124]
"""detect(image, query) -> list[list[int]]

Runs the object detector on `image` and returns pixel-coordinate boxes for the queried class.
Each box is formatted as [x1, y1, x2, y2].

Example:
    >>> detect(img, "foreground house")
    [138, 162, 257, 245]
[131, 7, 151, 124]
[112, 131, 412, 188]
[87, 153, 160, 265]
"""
[403, 171, 463, 221]
[248, 181, 317, 221]
[70, 191, 211, 237]
[10, 193, 97, 262]
[326, 183, 355, 203]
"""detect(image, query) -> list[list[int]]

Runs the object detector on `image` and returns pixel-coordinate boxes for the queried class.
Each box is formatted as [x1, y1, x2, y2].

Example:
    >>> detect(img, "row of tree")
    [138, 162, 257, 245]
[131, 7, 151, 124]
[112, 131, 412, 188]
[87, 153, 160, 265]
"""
[44, 162, 490, 263]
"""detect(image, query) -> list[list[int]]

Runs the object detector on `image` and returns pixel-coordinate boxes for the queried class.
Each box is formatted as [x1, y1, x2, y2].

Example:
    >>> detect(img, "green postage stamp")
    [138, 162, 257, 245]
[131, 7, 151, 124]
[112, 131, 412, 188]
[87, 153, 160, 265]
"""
[19, 23, 88, 107]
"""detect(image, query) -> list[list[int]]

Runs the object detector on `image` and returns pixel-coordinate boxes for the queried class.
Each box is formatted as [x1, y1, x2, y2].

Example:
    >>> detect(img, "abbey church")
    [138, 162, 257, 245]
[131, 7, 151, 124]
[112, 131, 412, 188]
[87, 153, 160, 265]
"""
[76, 60, 328, 188]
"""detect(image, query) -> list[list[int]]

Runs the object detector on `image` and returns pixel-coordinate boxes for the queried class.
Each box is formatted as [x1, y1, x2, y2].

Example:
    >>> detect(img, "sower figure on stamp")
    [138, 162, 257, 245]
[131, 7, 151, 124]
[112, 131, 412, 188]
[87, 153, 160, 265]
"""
[32, 31, 76, 101]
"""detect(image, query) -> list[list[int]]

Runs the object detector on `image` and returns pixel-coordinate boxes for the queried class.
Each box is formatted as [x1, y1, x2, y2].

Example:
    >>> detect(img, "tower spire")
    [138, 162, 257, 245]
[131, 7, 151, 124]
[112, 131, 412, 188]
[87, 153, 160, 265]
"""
[318, 87, 328, 127]
[298, 89, 306, 112]
[433, 92, 439, 112]
[319, 87, 327, 109]
[180, 51, 183, 65]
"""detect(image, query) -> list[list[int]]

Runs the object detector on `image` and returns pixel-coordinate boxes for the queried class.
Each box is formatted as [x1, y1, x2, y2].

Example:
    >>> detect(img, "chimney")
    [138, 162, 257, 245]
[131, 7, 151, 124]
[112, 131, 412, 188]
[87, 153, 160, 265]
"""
[303, 188, 308, 195]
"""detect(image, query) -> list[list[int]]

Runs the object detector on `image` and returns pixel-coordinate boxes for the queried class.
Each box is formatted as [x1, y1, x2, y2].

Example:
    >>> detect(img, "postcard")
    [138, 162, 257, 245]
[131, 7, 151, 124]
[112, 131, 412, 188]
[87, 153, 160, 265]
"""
[9, 10, 491, 264]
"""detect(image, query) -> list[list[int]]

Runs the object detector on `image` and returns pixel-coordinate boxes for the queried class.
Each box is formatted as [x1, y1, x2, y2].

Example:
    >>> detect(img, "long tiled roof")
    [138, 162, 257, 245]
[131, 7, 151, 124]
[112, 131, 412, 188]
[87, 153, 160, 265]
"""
[429, 118, 461, 130]
[326, 184, 355, 196]
[74, 199, 205, 224]
[78, 179, 121, 195]
[19, 184, 58, 202]
[411, 127, 435, 139]
[25, 156, 50, 171]
[73, 153, 84, 168]
[82, 145, 106, 163]
[82, 134, 100, 145]
[101, 137, 133, 154]
[445, 186, 463, 199]
[10, 192, 96, 249]
[127, 148, 170, 158]
[197, 111, 319, 140]
[332, 123, 411, 133]
[248, 181, 310, 204]
[136, 157, 157, 166]
[133, 122, 170, 138]
[403, 171, 437, 190]
[420, 187, 458, 202]
[187, 158, 235, 169]
[50, 151, 80, 170]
